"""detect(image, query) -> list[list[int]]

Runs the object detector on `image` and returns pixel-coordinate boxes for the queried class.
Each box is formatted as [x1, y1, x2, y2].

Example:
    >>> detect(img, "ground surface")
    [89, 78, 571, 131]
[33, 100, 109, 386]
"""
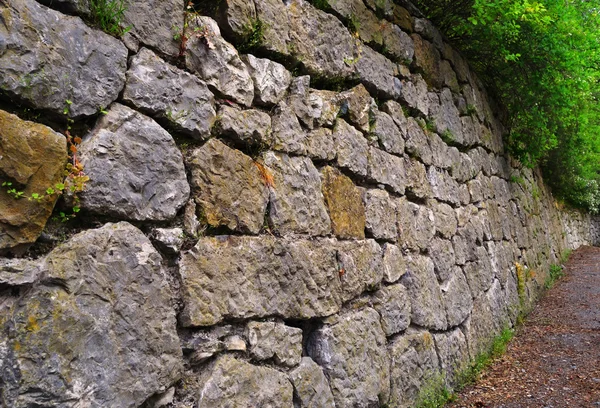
[451, 245, 600, 408]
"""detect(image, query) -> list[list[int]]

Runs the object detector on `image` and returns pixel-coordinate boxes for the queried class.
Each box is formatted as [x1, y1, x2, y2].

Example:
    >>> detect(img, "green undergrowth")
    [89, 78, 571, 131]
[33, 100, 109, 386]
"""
[415, 328, 515, 408]
[544, 249, 571, 289]
[90, 0, 130, 37]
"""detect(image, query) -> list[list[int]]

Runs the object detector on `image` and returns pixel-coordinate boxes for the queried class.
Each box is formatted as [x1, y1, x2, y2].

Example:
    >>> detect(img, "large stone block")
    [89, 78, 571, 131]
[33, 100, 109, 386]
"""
[246, 321, 303, 367]
[433, 328, 469, 386]
[382, 243, 407, 283]
[0, 111, 66, 252]
[0, 0, 127, 117]
[196, 355, 293, 408]
[178, 236, 342, 326]
[463, 246, 495, 298]
[243, 54, 292, 107]
[78, 104, 189, 221]
[364, 189, 397, 241]
[320, 166, 366, 239]
[184, 17, 254, 106]
[429, 237, 456, 282]
[289, 357, 337, 408]
[411, 34, 443, 88]
[404, 118, 433, 165]
[307, 308, 390, 407]
[121, 0, 183, 57]
[0, 223, 183, 408]
[397, 198, 435, 251]
[368, 147, 406, 194]
[253, 0, 356, 78]
[264, 152, 331, 236]
[333, 119, 369, 177]
[404, 157, 432, 200]
[271, 101, 308, 155]
[372, 283, 411, 336]
[287, 77, 343, 129]
[187, 139, 268, 234]
[335, 239, 384, 302]
[401, 254, 447, 330]
[440, 267, 473, 327]
[123, 48, 216, 140]
[218, 105, 272, 147]
[389, 329, 440, 407]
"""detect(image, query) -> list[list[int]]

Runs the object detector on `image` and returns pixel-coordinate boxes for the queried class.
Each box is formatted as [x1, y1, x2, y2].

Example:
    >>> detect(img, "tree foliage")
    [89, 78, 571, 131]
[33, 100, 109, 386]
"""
[414, 0, 600, 212]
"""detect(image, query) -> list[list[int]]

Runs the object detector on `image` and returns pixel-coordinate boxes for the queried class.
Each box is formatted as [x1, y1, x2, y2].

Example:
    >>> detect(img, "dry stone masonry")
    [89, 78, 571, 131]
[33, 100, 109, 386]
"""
[0, 0, 599, 407]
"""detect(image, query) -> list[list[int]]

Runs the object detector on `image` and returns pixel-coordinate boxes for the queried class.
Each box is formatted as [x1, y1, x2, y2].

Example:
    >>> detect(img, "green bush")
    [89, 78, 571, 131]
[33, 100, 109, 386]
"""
[413, 0, 600, 213]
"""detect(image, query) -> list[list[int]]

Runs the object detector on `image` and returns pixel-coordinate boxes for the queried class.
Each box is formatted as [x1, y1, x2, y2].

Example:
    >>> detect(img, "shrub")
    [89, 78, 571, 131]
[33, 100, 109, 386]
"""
[413, 0, 600, 213]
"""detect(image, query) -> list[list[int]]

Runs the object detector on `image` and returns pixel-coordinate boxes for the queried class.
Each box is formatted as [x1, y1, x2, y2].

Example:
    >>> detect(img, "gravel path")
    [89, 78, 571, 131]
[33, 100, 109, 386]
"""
[451, 245, 600, 408]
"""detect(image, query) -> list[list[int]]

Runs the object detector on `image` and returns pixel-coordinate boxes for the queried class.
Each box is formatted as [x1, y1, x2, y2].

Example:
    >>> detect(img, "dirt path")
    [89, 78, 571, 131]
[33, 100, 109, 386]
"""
[451, 245, 600, 408]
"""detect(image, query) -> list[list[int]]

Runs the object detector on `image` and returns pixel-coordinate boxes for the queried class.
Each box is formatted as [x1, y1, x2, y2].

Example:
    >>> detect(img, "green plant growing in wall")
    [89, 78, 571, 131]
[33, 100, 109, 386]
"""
[1, 131, 89, 222]
[347, 13, 361, 35]
[238, 18, 266, 54]
[440, 128, 455, 144]
[90, 0, 130, 37]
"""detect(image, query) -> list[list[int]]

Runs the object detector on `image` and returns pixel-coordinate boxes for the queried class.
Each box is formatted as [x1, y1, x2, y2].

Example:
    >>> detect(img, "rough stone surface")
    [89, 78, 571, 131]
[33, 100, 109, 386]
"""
[243, 54, 292, 106]
[0, 0, 128, 117]
[397, 198, 435, 251]
[434, 328, 470, 386]
[431, 200, 458, 239]
[441, 267, 473, 327]
[429, 237, 456, 282]
[368, 147, 406, 195]
[382, 23, 415, 63]
[411, 34, 442, 88]
[78, 104, 189, 221]
[178, 236, 342, 326]
[123, 48, 216, 140]
[264, 152, 331, 236]
[427, 166, 461, 206]
[306, 128, 336, 161]
[401, 254, 447, 330]
[289, 357, 337, 408]
[0, 111, 66, 252]
[187, 138, 268, 234]
[0, 258, 40, 286]
[336, 239, 383, 302]
[463, 246, 495, 298]
[404, 157, 432, 199]
[288, 84, 342, 129]
[185, 17, 254, 106]
[372, 283, 411, 336]
[218, 105, 272, 147]
[334, 119, 369, 177]
[0, 223, 183, 408]
[371, 110, 405, 155]
[196, 355, 293, 408]
[389, 329, 440, 407]
[405, 118, 433, 165]
[271, 101, 307, 155]
[253, 0, 356, 78]
[399, 74, 431, 116]
[246, 321, 303, 367]
[320, 166, 366, 239]
[340, 84, 373, 133]
[121, 0, 182, 57]
[364, 189, 397, 241]
[382, 243, 407, 283]
[307, 308, 390, 407]
[152, 227, 184, 255]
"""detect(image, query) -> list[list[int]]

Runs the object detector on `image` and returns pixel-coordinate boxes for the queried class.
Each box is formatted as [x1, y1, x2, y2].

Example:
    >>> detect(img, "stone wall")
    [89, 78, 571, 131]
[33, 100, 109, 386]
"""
[0, 0, 598, 407]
